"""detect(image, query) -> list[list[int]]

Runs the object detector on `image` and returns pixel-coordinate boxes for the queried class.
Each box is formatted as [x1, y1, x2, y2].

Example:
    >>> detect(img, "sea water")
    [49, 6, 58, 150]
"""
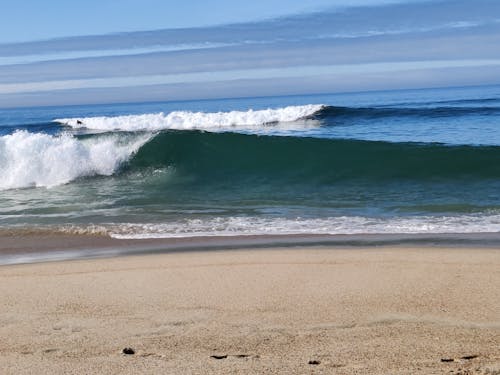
[2, 85, 500, 239]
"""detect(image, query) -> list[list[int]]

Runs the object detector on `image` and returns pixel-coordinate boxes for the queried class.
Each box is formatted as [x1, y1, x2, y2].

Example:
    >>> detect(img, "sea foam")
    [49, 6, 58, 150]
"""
[106, 214, 500, 239]
[0, 130, 150, 190]
[54, 105, 324, 132]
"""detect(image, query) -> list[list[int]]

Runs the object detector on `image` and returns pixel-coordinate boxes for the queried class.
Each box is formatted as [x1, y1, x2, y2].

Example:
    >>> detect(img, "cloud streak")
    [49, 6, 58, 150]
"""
[0, 0, 499, 107]
[3, 60, 500, 95]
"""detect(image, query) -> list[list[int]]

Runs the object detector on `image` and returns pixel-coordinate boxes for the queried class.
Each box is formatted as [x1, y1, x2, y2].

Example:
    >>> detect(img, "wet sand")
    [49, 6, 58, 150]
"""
[0, 246, 499, 374]
[3, 232, 500, 265]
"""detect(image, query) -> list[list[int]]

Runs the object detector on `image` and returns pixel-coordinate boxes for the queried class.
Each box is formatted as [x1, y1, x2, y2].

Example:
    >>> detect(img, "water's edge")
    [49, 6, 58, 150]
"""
[2, 232, 500, 266]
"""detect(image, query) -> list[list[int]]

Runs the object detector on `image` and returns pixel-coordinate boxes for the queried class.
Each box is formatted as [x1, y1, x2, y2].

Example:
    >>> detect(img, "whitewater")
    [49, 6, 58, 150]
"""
[0, 130, 151, 190]
[54, 104, 324, 132]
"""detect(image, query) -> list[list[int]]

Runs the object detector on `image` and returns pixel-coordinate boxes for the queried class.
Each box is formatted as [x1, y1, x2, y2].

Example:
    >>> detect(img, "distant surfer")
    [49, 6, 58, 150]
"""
[76, 120, 83, 125]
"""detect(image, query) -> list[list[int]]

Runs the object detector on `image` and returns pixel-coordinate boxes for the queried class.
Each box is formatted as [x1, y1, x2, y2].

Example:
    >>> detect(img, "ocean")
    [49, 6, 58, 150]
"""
[2, 85, 500, 240]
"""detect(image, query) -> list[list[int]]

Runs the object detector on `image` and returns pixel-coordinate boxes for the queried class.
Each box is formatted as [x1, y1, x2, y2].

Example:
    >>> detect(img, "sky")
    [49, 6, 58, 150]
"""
[0, 0, 499, 107]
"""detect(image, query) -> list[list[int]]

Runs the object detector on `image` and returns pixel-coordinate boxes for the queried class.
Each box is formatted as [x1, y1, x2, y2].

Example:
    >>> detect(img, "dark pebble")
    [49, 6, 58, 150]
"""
[211, 355, 228, 360]
[309, 360, 321, 365]
[461, 355, 478, 360]
[122, 348, 135, 355]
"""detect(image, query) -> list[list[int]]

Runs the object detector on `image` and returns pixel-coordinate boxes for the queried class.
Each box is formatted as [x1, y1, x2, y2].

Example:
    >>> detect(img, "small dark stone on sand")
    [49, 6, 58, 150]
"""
[235, 354, 250, 358]
[461, 355, 478, 360]
[441, 358, 454, 362]
[211, 355, 228, 359]
[309, 360, 321, 365]
[122, 348, 135, 355]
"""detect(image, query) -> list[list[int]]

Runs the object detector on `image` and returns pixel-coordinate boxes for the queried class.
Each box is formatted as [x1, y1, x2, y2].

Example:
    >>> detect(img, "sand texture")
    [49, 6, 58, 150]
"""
[0, 246, 499, 374]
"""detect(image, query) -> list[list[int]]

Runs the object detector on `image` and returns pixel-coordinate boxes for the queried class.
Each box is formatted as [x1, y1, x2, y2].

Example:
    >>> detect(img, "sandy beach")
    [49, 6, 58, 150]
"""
[0, 245, 499, 374]
[3, 1, 500, 374]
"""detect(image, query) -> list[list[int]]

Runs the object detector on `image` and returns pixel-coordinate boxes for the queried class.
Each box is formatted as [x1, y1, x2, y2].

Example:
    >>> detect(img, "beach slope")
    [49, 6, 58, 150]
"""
[0, 246, 499, 374]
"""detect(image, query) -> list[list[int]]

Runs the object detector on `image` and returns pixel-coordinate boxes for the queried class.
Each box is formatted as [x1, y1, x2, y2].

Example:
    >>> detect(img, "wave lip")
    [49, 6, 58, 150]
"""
[54, 104, 325, 132]
[0, 130, 150, 190]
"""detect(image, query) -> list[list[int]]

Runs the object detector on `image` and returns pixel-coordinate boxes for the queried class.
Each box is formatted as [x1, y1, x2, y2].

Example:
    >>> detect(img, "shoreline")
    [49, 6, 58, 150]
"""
[3, 231, 500, 265]
[0, 246, 498, 374]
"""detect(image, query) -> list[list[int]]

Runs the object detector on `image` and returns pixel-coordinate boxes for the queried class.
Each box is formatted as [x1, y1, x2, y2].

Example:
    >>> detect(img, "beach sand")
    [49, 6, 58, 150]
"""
[0, 246, 499, 374]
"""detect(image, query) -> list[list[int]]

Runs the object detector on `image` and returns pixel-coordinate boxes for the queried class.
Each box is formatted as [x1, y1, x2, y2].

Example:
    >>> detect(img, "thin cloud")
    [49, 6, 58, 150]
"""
[0, 0, 499, 107]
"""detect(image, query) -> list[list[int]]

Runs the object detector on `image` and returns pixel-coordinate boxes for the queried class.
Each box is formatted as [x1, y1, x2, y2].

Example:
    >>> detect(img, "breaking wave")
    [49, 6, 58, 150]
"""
[0, 130, 151, 190]
[54, 104, 325, 132]
[3, 128, 500, 190]
[6, 100, 500, 190]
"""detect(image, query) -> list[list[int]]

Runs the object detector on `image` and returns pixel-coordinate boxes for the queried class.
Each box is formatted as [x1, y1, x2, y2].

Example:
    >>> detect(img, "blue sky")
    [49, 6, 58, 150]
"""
[0, 0, 499, 107]
[0, 0, 408, 43]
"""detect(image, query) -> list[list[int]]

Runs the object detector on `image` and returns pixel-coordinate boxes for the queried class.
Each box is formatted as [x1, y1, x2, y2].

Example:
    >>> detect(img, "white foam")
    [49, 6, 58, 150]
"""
[0, 130, 151, 190]
[54, 105, 324, 132]
[107, 214, 500, 239]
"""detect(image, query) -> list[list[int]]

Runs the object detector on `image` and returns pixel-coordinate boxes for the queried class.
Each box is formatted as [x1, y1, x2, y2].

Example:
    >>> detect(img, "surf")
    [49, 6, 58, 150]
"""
[54, 104, 325, 132]
[0, 130, 151, 190]
[4, 128, 500, 191]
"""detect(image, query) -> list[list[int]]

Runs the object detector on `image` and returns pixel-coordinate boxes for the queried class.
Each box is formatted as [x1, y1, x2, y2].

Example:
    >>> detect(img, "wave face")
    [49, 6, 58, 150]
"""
[0, 130, 150, 190]
[128, 130, 500, 182]
[54, 104, 324, 132]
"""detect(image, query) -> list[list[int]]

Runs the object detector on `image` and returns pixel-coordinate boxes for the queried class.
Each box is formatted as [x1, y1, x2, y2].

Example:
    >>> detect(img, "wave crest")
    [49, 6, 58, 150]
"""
[54, 104, 325, 132]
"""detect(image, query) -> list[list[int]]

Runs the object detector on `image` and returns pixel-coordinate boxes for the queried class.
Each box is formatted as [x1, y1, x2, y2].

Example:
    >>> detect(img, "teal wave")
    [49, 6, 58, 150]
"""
[313, 105, 500, 120]
[125, 130, 500, 183]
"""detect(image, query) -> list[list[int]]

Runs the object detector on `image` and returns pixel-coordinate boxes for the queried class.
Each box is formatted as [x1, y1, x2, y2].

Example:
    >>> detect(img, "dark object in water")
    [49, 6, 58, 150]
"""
[308, 360, 321, 365]
[122, 347, 135, 355]
[76, 120, 83, 125]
